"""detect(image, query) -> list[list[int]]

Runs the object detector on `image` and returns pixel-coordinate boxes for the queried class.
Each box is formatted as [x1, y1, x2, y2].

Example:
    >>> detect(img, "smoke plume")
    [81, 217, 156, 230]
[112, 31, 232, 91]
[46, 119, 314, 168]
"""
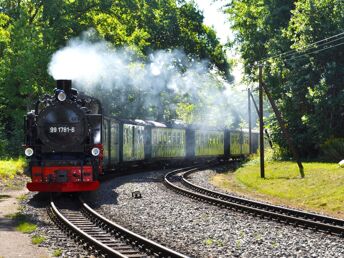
[48, 30, 255, 128]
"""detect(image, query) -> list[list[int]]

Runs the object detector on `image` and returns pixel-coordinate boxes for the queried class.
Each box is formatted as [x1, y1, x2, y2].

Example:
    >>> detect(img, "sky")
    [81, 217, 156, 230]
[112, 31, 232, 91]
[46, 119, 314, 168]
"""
[192, 0, 244, 84]
[192, 0, 233, 45]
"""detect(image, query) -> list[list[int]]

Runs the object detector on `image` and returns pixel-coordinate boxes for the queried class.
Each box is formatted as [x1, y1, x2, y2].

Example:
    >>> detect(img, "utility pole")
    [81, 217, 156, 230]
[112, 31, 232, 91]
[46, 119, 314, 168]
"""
[248, 89, 273, 149]
[258, 64, 265, 179]
[248, 88, 252, 153]
[261, 82, 305, 178]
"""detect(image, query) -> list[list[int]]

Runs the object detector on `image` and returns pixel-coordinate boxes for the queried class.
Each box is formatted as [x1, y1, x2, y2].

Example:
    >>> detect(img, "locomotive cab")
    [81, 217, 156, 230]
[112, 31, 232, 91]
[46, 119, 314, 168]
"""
[24, 80, 103, 192]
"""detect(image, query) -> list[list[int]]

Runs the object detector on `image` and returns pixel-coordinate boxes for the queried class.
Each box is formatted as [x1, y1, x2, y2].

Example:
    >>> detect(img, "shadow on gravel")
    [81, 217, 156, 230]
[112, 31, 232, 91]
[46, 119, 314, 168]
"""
[0, 194, 11, 200]
[0, 217, 15, 231]
[84, 170, 169, 209]
[83, 190, 120, 209]
[24, 192, 51, 227]
[209, 163, 241, 174]
[26, 192, 50, 208]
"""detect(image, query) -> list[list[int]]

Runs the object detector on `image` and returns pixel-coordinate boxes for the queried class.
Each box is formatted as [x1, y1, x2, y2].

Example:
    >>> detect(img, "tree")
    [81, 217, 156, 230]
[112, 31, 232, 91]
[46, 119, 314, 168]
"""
[227, 0, 344, 159]
[0, 0, 230, 157]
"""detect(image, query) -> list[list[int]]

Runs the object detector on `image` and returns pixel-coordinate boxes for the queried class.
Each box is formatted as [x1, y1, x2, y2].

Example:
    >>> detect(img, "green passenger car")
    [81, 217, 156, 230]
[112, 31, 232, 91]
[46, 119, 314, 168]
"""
[123, 124, 145, 161]
[151, 128, 186, 158]
[195, 130, 224, 156]
[241, 131, 250, 154]
[110, 121, 119, 164]
[230, 131, 242, 155]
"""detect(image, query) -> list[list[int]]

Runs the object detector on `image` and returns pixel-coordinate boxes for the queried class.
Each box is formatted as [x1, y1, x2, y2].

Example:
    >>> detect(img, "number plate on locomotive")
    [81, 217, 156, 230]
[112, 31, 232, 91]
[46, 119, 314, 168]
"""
[49, 126, 76, 133]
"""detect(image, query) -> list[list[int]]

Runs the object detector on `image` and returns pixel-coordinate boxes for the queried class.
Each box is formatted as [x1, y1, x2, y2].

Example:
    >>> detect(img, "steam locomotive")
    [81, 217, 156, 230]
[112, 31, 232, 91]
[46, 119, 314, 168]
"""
[24, 80, 258, 192]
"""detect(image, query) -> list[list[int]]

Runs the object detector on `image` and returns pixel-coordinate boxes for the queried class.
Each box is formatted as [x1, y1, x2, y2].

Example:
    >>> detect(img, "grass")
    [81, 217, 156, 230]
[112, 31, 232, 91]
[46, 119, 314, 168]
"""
[32, 235, 45, 245]
[16, 221, 37, 233]
[203, 239, 214, 245]
[0, 157, 26, 180]
[203, 238, 224, 247]
[8, 212, 37, 233]
[53, 249, 63, 257]
[211, 158, 344, 218]
[16, 194, 28, 201]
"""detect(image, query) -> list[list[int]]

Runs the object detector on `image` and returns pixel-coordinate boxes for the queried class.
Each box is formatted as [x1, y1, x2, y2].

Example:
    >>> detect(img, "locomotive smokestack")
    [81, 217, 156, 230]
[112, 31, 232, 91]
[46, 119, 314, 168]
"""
[56, 79, 72, 94]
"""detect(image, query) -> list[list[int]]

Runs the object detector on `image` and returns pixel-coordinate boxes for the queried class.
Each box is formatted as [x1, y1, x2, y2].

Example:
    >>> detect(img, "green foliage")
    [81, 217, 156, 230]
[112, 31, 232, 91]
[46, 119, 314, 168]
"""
[53, 249, 63, 257]
[0, 0, 230, 158]
[10, 212, 37, 233]
[320, 138, 344, 162]
[0, 157, 26, 179]
[16, 221, 37, 233]
[203, 238, 224, 247]
[227, 0, 344, 159]
[32, 235, 45, 245]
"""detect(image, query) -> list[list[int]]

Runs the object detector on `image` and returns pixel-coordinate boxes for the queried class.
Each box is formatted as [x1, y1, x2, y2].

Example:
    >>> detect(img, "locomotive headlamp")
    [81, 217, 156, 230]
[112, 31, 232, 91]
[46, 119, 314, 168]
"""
[57, 90, 67, 102]
[25, 147, 34, 157]
[91, 147, 100, 156]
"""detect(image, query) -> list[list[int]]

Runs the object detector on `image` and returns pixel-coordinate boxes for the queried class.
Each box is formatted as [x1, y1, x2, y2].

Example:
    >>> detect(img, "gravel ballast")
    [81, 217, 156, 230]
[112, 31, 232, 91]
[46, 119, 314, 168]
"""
[22, 192, 92, 257]
[85, 168, 344, 257]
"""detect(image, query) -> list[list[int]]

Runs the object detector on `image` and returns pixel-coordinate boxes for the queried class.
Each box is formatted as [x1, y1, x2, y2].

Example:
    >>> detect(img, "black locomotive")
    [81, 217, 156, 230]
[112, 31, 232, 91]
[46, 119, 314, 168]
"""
[24, 79, 259, 192]
[24, 80, 103, 191]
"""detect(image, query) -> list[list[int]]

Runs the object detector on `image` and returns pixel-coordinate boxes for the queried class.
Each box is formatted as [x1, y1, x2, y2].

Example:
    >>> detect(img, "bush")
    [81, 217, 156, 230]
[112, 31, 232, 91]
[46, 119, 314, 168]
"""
[320, 138, 344, 162]
[0, 126, 9, 158]
[0, 157, 26, 179]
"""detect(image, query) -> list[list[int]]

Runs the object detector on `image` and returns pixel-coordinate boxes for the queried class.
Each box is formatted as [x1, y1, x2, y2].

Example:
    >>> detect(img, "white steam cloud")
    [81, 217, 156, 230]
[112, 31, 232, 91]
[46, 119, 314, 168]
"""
[48, 30, 255, 128]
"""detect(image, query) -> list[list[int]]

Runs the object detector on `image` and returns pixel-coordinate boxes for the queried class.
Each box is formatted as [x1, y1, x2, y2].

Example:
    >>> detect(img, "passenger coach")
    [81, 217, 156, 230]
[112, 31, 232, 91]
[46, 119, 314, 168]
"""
[24, 79, 259, 192]
[101, 118, 258, 171]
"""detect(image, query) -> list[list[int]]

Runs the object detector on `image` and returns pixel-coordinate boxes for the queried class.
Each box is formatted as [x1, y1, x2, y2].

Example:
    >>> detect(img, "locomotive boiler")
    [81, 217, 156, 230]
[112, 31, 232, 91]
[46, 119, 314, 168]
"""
[24, 80, 103, 192]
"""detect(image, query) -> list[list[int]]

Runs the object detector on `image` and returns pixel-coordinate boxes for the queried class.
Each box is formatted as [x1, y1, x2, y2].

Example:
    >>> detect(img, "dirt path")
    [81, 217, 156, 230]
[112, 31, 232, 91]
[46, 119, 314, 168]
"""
[0, 188, 50, 258]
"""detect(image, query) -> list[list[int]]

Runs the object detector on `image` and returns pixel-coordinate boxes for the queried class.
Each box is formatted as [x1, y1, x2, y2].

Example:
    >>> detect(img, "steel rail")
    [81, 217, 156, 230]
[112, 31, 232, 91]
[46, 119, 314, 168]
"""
[79, 196, 189, 258]
[164, 169, 344, 236]
[48, 197, 126, 257]
[48, 195, 188, 257]
[182, 170, 344, 227]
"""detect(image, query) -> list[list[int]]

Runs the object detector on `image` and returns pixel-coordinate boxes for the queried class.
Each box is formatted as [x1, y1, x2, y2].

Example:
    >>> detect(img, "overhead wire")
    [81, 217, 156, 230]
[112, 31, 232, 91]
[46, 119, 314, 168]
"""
[230, 32, 344, 88]
[279, 35, 344, 60]
[257, 31, 344, 65]
[283, 40, 344, 63]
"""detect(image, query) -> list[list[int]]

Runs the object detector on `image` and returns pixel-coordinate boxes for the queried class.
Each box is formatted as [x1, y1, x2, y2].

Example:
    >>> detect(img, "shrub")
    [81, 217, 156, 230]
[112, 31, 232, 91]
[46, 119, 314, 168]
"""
[32, 235, 45, 245]
[0, 157, 26, 179]
[320, 138, 344, 162]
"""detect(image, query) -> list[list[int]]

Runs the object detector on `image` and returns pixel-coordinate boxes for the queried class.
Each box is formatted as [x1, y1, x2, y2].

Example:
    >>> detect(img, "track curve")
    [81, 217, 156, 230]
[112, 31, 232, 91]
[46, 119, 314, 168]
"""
[48, 194, 188, 258]
[164, 168, 344, 236]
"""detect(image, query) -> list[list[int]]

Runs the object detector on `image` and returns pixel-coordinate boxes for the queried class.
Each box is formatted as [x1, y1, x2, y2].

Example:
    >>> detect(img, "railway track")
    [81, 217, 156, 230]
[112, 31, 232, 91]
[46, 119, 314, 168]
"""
[164, 167, 344, 236]
[48, 194, 188, 258]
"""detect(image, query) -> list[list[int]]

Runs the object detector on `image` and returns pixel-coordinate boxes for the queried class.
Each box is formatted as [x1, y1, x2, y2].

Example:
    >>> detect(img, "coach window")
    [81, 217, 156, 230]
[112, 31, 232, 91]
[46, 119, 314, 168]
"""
[140, 128, 144, 144]
[160, 131, 163, 144]
[124, 128, 128, 145]
[157, 131, 160, 144]
[164, 131, 168, 145]
[168, 131, 172, 144]
[159, 131, 162, 144]
[152, 131, 156, 145]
